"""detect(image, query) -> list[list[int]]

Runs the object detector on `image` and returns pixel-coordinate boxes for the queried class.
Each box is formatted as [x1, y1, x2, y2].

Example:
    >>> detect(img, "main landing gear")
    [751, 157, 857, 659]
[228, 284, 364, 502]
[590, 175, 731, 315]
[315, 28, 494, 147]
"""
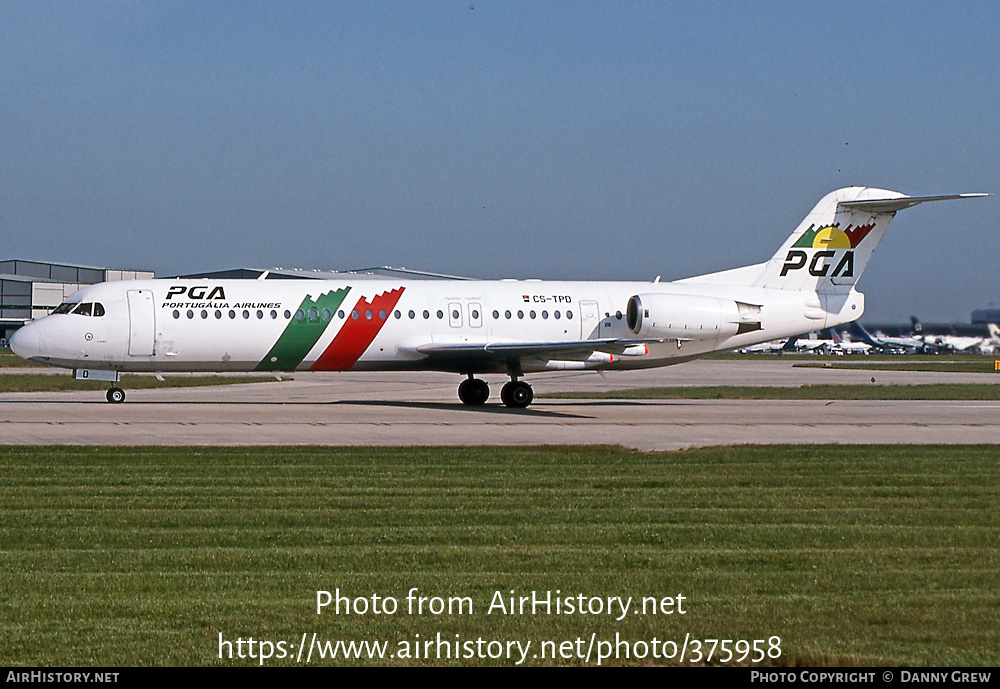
[456, 375, 534, 409]
[106, 386, 126, 404]
[500, 380, 533, 408]
[457, 376, 490, 406]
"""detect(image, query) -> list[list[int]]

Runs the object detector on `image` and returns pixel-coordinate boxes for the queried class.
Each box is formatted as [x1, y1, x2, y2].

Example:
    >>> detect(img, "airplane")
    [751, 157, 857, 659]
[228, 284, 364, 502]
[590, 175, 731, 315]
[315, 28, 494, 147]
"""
[736, 339, 789, 354]
[910, 316, 991, 354]
[831, 332, 872, 355]
[848, 321, 928, 354]
[9, 187, 986, 407]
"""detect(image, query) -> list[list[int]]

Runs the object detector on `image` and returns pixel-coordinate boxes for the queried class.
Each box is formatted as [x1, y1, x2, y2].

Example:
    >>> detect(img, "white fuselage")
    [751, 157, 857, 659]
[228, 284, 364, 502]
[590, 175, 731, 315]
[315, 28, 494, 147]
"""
[11, 277, 863, 375]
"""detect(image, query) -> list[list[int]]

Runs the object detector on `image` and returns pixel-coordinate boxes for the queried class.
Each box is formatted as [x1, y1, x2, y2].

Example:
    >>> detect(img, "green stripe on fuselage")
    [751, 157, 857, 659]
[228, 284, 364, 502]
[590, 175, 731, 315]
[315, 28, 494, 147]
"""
[254, 288, 351, 371]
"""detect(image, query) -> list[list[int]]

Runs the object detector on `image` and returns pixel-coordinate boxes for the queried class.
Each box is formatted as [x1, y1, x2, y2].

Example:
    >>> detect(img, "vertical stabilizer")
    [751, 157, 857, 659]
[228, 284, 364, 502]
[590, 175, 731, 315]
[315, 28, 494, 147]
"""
[756, 187, 903, 292]
[682, 188, 985, 292]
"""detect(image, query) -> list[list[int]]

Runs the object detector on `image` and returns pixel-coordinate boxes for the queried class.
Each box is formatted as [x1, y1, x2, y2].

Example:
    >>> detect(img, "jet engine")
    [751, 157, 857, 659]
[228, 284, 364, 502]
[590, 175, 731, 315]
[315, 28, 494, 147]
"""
[626, 293, 761, 341]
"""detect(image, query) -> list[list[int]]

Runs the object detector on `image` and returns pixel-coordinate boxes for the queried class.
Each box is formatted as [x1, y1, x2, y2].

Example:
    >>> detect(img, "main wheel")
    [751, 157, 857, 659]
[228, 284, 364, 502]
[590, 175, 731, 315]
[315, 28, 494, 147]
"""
[500, 381, 533, 408]
[458, 378, 489, 406]
[106, 387, 126, 404]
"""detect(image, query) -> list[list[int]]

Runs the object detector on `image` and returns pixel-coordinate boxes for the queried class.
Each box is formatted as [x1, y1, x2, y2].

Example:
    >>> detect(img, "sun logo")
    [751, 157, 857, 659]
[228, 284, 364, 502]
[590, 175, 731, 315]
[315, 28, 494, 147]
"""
[792, 223, 874, 250]
[781, 223, 876, 278]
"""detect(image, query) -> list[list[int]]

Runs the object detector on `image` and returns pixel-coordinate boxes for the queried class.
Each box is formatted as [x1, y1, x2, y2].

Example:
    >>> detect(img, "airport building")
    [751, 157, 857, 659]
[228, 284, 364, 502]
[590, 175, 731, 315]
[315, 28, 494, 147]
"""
[972, 308, 1000, 325]
[0, 259, 154, 342]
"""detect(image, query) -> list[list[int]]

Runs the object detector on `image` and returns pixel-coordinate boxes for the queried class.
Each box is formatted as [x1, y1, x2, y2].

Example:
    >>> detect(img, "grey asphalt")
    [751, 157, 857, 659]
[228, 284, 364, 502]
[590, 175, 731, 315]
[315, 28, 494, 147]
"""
[1, 359, 997, 450]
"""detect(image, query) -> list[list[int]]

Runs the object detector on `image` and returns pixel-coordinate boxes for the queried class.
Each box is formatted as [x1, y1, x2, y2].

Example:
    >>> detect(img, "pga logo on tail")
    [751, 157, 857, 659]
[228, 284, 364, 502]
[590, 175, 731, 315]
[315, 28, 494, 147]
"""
[780, 223, 875, 277]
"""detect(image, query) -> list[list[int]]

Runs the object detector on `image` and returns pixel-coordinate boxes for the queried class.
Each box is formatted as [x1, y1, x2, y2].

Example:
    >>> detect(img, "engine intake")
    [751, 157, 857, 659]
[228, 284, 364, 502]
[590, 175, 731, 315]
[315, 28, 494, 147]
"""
[627, 293, 760, 340]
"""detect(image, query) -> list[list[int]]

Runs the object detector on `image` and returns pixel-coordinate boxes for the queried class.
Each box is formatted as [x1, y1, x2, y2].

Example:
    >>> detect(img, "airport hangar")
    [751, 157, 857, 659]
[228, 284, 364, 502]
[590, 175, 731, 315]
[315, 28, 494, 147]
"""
[0, 259, 154, 343]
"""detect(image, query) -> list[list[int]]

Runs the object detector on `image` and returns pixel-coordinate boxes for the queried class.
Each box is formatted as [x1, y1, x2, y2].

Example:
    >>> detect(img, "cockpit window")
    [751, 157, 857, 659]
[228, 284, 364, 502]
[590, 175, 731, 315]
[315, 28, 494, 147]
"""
[52, 302, 78, 315]
[56, 302, 105, 317]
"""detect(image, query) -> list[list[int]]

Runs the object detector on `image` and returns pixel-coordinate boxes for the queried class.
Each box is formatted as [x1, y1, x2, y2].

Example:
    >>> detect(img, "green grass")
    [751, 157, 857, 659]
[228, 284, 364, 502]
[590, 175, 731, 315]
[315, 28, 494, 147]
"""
[0, 373, 284, 393]
[795, 361, 1000, 374]
[1, 445, 997, 666]
[546, 384, 1000, 401]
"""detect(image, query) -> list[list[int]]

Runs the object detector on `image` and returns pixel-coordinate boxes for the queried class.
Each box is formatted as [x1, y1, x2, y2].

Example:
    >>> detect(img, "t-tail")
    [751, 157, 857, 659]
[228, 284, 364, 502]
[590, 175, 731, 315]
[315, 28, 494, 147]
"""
[683, 187, 986, 293]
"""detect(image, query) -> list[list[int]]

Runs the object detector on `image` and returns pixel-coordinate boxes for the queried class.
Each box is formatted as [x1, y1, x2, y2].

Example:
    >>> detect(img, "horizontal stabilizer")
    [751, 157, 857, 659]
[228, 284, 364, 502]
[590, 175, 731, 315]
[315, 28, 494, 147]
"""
[838, 193, 988, 214]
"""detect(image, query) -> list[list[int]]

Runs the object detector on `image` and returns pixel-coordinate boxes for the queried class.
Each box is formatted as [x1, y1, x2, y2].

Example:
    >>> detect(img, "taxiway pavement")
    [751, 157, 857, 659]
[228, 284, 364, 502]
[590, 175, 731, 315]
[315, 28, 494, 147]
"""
[2, 360, 997, 450]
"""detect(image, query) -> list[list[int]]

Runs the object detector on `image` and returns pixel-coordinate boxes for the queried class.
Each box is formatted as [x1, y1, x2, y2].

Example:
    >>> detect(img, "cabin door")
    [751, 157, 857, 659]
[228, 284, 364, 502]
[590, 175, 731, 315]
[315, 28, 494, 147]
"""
[579, 300, 600, 339]
[126, 290, 155, 356]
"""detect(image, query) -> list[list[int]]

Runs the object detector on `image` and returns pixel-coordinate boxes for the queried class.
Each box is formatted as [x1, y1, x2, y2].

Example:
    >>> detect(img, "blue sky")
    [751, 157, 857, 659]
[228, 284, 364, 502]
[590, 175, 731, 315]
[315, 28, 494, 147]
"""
[2, 1, 997, 322]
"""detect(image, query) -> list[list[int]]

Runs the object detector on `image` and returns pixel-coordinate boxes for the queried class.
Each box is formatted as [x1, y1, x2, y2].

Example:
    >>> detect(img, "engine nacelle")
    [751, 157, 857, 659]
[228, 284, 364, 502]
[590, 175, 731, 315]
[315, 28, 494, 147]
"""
[626, 293, 760, 341]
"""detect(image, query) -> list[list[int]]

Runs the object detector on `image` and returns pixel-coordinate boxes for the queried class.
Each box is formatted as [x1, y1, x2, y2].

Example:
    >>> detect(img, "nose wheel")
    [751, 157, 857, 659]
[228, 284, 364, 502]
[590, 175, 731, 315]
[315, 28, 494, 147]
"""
[457, 377, 490, 406]
[106, 387, 126, 404]
[500, 380, 533, 408]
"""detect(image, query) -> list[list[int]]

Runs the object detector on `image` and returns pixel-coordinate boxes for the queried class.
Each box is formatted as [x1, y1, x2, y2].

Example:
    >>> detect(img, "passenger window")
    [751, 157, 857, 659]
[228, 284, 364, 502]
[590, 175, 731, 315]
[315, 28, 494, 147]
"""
[505, 310, 511, 319]
[517, 310, 524, 319]
[308, 308, 318, 321]
[436, 310, 444, 319]
[492, 310, 499, 319]
[554, 311, 561, 319]
[230, 310, 237, 319]
[173, 310, 180, 319]
[215, 310, 223, 319]
[351, 310, 359, 320]
[322, 309, 331, 321]
[542, 310, 548, 319]
[408, 310, 416, 319]
[187, 310, 194, 319]
[270, 310, 278, 319]
[452, 309, 460, 320]
[284, 310, 291, 319]
[365, 310, 373, 320]
[256, 310, 264, 319]
[338, 310, 345, 319]
[423, 310, 430, 319]
[242, 310, 250, 319]
[394, 310, 401, 319]
[379, 310, 387, 320]
[567, 310, 573, 319]
[529, 310, 536, 319]
[201, 310, 208, 319]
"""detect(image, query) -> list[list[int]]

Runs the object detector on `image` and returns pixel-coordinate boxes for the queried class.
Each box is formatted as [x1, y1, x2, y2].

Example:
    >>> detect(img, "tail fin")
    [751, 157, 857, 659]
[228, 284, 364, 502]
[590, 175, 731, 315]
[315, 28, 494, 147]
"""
[682, 188, 986, 291]
[849, 321, 883, 348]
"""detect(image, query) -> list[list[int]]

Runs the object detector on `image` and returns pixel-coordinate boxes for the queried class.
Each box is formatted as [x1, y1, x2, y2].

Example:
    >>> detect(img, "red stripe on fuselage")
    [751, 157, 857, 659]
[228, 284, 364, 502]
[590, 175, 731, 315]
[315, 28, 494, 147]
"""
[309, 288, 405, 371]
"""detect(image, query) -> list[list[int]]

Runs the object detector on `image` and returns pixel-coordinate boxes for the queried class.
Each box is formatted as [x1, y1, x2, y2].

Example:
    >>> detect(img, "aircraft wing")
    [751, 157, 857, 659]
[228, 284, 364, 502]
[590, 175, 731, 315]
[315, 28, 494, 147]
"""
[407, 338, 661, 361]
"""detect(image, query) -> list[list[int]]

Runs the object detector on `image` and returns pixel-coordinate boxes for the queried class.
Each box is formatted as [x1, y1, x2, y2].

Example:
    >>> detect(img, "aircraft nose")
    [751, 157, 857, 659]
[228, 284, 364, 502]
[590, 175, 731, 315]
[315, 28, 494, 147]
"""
[9, 324, 41, 361]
